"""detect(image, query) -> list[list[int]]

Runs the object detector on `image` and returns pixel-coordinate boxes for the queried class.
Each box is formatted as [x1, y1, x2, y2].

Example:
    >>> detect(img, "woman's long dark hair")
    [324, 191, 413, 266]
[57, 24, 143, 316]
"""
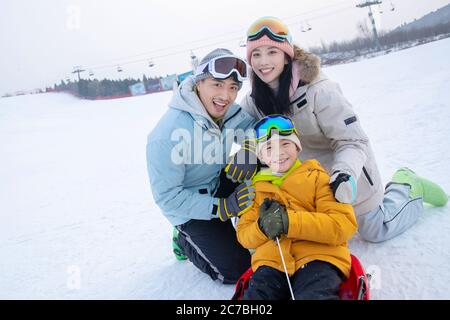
[251, 57, 293, 116]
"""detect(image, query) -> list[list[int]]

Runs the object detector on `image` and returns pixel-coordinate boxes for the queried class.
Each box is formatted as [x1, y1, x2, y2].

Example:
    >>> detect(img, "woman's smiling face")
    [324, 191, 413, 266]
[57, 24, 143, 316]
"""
[250, 45, 288, 87]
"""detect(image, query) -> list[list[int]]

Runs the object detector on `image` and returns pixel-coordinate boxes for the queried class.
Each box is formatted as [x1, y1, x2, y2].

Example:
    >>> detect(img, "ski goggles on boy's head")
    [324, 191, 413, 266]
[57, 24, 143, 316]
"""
[195, 55, 248, 82]
[247, 16, 293, 44]
[254, 114, 297, 141]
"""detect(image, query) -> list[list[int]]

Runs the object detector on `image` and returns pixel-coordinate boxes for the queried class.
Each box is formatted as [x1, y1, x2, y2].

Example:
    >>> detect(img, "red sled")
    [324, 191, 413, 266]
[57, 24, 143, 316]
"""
[339, 254, 370, 300]
[231, 254, 370, 300]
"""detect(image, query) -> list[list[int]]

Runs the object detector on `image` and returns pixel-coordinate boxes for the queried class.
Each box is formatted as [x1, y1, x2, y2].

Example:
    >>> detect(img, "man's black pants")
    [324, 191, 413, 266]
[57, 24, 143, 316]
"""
[175, 170, 251, 284]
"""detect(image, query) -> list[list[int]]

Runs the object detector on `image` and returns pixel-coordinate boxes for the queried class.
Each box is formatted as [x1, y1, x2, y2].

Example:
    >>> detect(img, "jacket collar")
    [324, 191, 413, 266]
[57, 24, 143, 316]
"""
[293, 46, 322, 85]
[253, 159, 302, 187]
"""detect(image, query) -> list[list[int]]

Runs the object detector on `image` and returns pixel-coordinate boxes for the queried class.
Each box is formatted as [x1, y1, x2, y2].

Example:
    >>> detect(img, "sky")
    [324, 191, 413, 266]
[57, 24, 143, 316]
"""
[1, 0, 449, 95]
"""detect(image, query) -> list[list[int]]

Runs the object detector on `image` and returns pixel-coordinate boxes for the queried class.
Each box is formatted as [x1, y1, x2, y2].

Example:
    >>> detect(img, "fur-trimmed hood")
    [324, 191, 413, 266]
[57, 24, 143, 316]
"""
[293, 45, 321, 84]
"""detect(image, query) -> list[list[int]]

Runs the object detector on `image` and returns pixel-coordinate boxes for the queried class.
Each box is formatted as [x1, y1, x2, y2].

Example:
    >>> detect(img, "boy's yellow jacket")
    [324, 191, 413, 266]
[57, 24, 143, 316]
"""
[236, 159, 358, 277]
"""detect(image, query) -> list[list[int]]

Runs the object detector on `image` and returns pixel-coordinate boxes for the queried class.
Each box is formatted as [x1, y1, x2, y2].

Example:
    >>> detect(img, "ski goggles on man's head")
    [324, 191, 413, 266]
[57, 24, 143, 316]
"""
[195, 55, 248, 82]
[254, 114, 297, 142]
[247, 16, 293, 44]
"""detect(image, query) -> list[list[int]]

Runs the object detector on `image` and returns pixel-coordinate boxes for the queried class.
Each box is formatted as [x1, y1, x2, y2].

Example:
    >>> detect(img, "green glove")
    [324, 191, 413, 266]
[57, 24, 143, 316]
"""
[225, 139, 259, 183]
[217, 181, 255, 221]
[258, 198, 289, 240]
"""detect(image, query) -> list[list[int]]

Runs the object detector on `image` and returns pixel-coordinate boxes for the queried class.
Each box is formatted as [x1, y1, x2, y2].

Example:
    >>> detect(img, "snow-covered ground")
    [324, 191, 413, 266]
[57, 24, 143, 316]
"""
[1, 38, 450, 300]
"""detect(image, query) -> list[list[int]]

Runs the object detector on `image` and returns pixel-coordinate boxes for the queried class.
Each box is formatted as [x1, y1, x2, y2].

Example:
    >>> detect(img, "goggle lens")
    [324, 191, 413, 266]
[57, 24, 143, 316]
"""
[213, 57, 247, 79]
[247, 17, 292, 44]
[255, 115, 296, 141]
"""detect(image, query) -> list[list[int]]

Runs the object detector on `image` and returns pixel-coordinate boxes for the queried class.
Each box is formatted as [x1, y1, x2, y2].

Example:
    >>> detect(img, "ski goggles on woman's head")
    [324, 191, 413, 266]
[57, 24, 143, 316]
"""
[195, 55, 248, 82]
[254, 114, 297, 141]
[247, 16, 293, 44]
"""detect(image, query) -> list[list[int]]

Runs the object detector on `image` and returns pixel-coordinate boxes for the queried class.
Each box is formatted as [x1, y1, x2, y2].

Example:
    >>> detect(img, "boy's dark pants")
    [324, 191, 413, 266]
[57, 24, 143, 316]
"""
[175, 170, 251, 284]
[242, 260, 343, 300]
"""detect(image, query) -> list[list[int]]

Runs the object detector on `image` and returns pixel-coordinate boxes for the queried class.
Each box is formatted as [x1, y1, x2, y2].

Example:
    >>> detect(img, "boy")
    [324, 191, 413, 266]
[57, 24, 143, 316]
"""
[237, 115, 358, 299]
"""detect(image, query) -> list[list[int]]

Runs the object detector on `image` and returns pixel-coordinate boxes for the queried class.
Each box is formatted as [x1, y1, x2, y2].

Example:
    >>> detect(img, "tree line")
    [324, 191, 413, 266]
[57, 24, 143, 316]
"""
[309, 21, 450, 65]
[48, 75, 158, 99]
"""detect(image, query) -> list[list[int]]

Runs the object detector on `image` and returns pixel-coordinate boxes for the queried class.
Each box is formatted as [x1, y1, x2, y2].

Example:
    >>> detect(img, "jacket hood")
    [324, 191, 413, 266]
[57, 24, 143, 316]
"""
[293, 45, 321, 84]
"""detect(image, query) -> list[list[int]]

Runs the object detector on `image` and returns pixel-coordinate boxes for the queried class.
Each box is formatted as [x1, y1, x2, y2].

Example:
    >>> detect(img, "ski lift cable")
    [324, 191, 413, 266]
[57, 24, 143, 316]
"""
[90, 30, 246, 67]
[84, 4, 357, 73]
[282, 0, 351, 23]
[64, 1, 349, 82]
[87, 35, 245, 71]
[69, 2, 371, 81]
[82, 3, 357, 72]
[90, 0, 352, 68]
[290, 5, 354, 28]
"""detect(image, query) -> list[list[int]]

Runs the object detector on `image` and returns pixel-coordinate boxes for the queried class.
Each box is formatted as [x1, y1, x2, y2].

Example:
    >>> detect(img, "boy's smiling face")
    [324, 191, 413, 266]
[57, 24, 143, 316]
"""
[259, 138, 299, 173]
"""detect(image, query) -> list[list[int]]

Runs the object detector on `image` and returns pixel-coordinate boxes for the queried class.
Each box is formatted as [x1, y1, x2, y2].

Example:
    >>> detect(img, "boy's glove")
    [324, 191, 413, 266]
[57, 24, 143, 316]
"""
[258, 198, 289, 240]
[225, 139, 258, 183]
[329, 170, 357, 204]
[217, 181, 255, 222]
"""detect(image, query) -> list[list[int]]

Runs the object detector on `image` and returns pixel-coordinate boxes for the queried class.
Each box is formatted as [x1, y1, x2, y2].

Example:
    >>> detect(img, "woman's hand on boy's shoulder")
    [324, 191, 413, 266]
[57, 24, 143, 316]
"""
[329, 170, 357, 204]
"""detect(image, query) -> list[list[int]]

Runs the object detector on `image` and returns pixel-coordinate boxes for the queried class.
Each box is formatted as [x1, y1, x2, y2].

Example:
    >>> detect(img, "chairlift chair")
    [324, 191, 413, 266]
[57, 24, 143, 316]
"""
[300, 22, 307, 33]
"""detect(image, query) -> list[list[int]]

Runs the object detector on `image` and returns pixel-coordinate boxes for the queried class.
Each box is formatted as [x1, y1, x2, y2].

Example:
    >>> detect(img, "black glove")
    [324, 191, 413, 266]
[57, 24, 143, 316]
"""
[225, 139, 258, 183]
[217, 181, 255, 221]
[258, 198, 289, 240]
[329, 170, 357, 204]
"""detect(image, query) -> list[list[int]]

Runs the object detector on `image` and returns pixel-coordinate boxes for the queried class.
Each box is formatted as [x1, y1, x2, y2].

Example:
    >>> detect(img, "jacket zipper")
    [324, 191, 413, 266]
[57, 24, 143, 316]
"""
[290, 92, 306, 105]
[222, 108, 241, 127]
[362, 166, 374, 186]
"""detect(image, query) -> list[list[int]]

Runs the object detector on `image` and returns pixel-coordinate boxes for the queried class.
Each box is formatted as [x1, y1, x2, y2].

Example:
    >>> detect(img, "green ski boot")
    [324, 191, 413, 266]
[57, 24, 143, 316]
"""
[172, 228, 187, 261]
[391, 167, 448, 207]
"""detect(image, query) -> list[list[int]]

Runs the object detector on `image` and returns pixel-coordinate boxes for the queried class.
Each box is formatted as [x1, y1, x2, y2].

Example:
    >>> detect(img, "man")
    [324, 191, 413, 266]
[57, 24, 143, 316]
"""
[146, 49, 256, 284]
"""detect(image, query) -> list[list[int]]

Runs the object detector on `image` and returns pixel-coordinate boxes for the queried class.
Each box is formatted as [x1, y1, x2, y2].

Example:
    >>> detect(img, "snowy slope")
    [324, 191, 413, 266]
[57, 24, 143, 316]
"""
[1, 38, 450, 300]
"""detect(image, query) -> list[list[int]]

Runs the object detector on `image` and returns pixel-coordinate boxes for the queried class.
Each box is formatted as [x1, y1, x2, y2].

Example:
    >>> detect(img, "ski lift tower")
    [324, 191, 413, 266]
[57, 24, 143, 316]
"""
[190, 51, 199, 73]
[356, 1, 382, 51]
[72, 65, 85, 81]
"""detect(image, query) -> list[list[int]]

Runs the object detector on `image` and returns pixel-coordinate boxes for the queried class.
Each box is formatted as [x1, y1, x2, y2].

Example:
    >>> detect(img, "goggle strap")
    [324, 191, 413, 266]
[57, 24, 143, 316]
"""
[248, 27, 287, 41]
[241, 145, 257, 153]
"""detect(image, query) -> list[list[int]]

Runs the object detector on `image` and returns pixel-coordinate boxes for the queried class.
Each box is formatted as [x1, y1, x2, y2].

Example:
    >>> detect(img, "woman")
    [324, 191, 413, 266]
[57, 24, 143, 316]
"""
[227, 17, 447, 243]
